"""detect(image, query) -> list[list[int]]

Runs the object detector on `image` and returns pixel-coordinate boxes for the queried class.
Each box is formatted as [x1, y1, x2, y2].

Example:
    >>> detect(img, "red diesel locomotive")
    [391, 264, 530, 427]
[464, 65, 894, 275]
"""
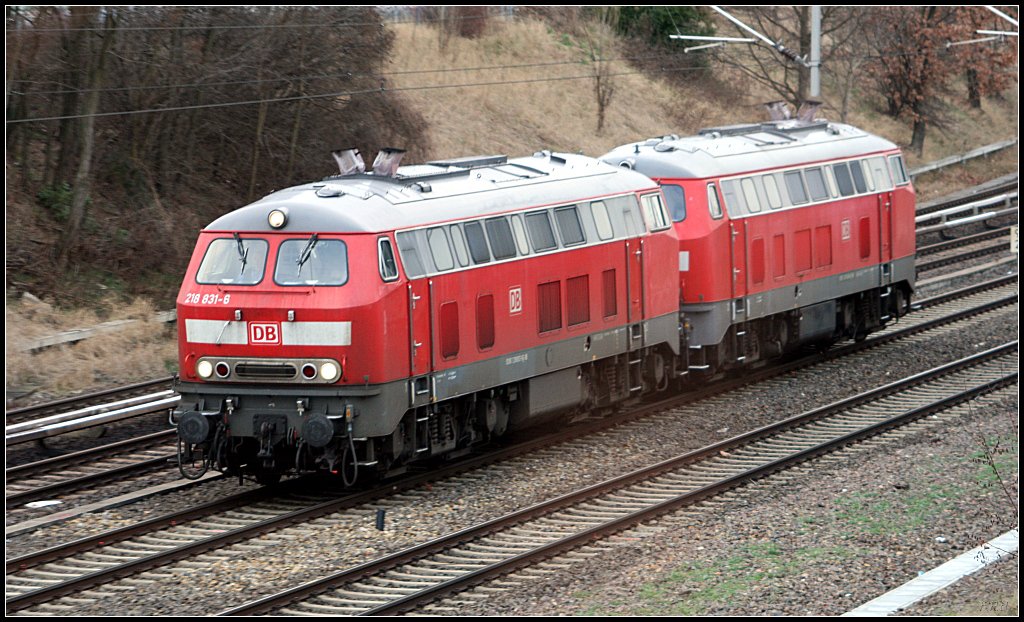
[173, 150, 681, 483]
[173, 116, 916, 485]
[601, 117, 916, 373]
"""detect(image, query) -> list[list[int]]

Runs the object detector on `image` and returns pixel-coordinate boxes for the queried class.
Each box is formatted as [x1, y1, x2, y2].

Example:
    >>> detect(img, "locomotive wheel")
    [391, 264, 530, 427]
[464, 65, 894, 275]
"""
[480, 398, 509, 437]
[254, 466, 283, 486]
[894, 287, 909, 318]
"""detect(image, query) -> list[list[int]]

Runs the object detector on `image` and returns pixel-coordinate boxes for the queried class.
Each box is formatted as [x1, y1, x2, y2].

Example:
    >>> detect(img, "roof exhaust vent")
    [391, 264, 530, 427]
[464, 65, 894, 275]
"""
[332, 148, 365, 176]
[372, 148, 406, 177]
[764, 101, 791, 121]
[796, 100, 823, 124]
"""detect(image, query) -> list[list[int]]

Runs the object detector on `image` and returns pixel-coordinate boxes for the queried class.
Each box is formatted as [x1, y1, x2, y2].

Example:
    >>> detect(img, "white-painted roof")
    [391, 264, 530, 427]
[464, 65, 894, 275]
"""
[204, 152, 659, 234]
[600, 121, 899, 179]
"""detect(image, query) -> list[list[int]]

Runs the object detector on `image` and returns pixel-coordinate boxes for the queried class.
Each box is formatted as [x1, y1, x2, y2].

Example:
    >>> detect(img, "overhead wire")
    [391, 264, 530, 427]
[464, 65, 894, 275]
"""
[8, 51, 697, 98]
[6, 64, 711, 124]
[4, 8, 514, 34]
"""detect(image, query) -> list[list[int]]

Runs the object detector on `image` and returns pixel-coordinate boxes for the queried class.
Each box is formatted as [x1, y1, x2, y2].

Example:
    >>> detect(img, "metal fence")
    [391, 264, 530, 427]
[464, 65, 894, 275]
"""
[908, 138, 1018, 178]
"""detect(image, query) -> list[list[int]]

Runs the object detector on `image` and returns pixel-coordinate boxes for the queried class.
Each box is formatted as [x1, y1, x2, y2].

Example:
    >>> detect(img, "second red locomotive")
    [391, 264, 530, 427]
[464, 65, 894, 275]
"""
[601, 116, 916, 374]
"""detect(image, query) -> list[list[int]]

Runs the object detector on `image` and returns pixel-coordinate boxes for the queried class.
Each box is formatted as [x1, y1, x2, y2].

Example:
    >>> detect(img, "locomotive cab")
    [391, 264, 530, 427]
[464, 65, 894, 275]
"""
[175, 220, 411, 484]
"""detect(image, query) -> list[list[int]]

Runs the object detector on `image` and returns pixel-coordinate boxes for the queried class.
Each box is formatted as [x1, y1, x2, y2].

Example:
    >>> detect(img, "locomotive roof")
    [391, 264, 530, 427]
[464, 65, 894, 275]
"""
[599, 120, 899, 179]
[204, 152, 658, 234]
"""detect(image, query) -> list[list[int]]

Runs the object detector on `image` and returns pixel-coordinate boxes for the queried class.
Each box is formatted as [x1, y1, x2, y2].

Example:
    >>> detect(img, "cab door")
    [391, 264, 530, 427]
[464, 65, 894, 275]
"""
[622, 204, 645, 331]
[408, 279, 432, 403]
[878, 191, 893, 284]
[730, 218, 748, 303]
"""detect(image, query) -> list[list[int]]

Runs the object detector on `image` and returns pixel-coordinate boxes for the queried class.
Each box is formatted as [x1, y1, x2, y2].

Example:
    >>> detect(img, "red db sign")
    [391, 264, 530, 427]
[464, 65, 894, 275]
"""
[249, 322, 281, 345]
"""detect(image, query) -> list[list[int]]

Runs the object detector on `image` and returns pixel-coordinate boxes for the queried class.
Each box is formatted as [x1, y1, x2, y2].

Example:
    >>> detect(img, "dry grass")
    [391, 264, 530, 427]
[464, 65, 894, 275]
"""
[6, 297, 178, 400]
[387, 18, 731, 159]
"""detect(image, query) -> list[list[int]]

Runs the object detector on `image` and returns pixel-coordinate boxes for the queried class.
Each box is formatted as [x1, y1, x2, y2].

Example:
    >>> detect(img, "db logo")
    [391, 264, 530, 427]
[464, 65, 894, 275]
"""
[249, 322, 281, 345]
[509, 286, 522, 315]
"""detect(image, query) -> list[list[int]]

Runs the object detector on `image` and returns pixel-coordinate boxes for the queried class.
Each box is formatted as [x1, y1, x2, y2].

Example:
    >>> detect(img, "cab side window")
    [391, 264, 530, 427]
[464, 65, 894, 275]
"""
[707, 183, 723, 219]
[378, 237, 399, 281]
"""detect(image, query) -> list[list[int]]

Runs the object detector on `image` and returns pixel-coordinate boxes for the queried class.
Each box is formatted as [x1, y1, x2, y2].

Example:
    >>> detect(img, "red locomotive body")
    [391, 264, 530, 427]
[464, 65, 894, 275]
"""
[174, 118, 917, 486]
[601, 119, 916, 371]
[173, 152, 681, 483]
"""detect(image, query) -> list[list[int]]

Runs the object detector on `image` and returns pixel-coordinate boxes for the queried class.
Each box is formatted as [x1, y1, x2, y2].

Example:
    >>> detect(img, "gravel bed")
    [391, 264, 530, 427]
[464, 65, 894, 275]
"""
[915, 255, 1018, 300]
[8, 301, 1016, 616]
[455, 391, 1018, 617]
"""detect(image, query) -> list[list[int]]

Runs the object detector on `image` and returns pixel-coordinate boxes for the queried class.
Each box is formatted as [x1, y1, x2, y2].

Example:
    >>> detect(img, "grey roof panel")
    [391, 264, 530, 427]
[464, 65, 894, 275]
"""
[204, 152, 658, 234]
[600, 121, 899, 180]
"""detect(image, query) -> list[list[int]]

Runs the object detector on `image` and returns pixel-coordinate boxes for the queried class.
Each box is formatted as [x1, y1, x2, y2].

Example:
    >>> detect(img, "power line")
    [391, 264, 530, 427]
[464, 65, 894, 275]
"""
[8, 51, 692, 98]
[4, 8, 512, 34]
[6, 65, 709, 125]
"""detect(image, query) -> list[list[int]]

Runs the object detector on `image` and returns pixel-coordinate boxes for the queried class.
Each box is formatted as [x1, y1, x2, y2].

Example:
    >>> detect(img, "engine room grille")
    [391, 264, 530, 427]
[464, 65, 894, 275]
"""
[234, 362, 297, 379]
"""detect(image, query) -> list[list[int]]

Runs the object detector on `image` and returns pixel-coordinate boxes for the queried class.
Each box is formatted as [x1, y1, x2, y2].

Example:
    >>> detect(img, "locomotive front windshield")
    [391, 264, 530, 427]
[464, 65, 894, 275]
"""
[196, 237, 268, 285]
[274, 237, 349, 286]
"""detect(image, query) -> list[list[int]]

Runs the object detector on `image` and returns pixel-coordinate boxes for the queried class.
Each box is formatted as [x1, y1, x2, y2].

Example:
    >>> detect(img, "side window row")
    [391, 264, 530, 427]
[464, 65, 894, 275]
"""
[396, 195, 646, 278]
[716, 154, 908, 217]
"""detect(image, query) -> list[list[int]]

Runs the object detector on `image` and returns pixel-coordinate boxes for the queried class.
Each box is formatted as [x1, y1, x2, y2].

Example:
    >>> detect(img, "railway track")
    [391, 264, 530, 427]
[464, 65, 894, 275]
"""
[220, 343, 1017, 616]
[914, 175, 1017, 218]
[5, 430, 177, 510]
[5, 276, 1016, 615]
[915, 228, 1013, 275]
[5, 377, 175, 428]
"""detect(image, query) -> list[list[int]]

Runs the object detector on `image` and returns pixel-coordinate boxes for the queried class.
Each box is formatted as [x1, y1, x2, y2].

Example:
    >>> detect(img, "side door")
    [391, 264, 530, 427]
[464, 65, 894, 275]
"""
[730, 218, 748, 304]
[622, 202, 645, 338]
[878, 191, 893, 284]
[408, 279, 432, 403]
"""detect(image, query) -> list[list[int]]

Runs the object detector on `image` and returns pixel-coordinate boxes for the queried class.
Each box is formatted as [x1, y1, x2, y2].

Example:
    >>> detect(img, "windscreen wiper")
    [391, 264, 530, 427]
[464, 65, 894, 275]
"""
[296, 233, 319, 276]
[233, 232, 249, 276]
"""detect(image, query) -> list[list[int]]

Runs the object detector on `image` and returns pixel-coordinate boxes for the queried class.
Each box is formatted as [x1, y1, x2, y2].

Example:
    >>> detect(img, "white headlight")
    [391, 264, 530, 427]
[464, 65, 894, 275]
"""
[197, 360, 214, 378]
[320, 361, 340, 382]
[268, 209, 287, 229]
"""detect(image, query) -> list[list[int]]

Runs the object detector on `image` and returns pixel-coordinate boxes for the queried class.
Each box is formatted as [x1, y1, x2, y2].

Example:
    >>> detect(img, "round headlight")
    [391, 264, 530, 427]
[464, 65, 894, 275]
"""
[268, 209, 287, 229]
[320, 361, 340, 382]
[196, 360, 214, 379]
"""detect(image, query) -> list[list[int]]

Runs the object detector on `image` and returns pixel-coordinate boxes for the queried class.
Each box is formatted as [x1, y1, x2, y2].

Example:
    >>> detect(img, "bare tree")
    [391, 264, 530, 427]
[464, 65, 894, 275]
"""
[581, 12, 618, 134]
[57, 7, 117, 271]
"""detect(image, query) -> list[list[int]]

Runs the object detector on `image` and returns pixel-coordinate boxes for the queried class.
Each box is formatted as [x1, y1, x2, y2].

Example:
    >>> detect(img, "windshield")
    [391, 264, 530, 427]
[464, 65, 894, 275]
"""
[196, 237, 268, 285]
[274, 238, 349, 286]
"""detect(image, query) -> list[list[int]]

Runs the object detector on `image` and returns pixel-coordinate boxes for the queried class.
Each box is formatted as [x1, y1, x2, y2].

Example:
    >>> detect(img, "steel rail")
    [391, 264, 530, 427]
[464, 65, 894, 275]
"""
[5, 376, 175, 423]
[5, 395, 181, 446]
